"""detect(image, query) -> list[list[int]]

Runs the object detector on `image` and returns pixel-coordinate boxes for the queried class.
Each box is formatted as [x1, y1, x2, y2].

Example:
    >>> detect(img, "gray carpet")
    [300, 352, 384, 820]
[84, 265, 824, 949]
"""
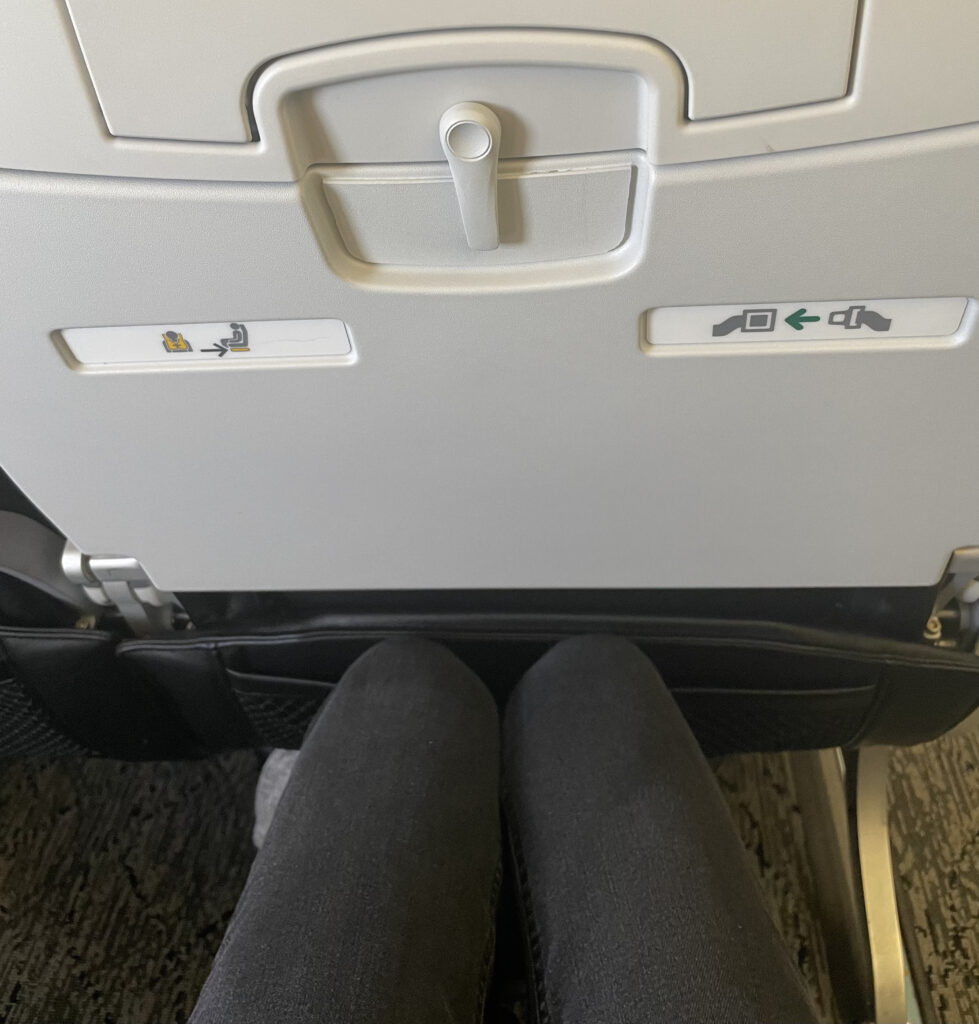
[0, 748, 838, 1023]
[6, 740, 976, 1024]
[891, 727, 979, 1024]
[716, 752, 840, 1023]
[0, 754, 262, 1024]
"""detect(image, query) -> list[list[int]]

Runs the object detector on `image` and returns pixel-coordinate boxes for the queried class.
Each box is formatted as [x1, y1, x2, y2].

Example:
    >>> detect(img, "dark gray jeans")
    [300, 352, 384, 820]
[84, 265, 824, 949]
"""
[189, 636, 817, 1024]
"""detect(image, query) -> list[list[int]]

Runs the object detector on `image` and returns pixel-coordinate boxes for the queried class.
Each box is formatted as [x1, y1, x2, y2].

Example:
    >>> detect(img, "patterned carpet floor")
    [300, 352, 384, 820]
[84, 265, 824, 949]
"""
[0, 736, 975, 1023]
[891, 726, 979, 1023]
[0, 754, 263, 1024]
[715, 752, 840, 1023]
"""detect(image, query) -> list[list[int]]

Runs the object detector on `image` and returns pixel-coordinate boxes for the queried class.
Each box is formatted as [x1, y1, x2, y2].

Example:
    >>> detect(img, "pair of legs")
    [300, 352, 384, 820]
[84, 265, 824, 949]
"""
[190, 637, 817, 1024]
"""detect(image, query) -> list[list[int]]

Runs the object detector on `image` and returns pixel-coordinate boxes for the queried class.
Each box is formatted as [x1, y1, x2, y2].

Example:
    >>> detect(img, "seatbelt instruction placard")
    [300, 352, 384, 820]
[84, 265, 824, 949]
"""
[59, 318, 353, 370]
[645, 298, 969, 350]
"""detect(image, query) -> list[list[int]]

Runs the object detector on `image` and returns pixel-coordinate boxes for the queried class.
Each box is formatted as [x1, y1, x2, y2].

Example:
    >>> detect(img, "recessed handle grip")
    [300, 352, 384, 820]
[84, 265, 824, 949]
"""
[439, 102, 502, 251]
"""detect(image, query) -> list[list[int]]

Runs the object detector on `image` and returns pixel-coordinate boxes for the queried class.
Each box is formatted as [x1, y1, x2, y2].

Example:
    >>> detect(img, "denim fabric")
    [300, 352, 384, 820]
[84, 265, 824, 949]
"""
[189, 638, 501, 1024]
[503, 635, 819, 1024]
[191, 636, 818, 1024]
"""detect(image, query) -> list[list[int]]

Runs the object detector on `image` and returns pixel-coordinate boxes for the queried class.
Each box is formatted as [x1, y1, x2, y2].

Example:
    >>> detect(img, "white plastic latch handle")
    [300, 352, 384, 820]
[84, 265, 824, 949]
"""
[439, 102, 502, 251]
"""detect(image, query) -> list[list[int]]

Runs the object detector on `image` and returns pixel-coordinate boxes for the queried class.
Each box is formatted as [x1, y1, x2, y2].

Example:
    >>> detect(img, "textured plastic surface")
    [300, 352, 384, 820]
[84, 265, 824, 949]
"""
[319, 158, 635, 267]
[63, 0, 857, 142]
[1, 15, 978, 181]
[1, 7, 978, 593]
[286, 64, 643, 165]
[0, 123, 977, 591]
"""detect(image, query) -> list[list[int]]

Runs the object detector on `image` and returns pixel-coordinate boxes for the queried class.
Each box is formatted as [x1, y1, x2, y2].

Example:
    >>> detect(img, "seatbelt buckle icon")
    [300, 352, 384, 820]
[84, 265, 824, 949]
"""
[827, 305, 892, 332]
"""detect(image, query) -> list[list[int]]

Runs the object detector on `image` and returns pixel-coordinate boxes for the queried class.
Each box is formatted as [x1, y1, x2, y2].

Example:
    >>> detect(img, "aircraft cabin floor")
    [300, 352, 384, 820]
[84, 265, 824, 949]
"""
[0, 729, 977, 1023]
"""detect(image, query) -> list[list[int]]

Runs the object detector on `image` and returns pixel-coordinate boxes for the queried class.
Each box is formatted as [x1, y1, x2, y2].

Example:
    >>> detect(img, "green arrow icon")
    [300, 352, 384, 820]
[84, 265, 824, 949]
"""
[785, 308, 820, 331]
